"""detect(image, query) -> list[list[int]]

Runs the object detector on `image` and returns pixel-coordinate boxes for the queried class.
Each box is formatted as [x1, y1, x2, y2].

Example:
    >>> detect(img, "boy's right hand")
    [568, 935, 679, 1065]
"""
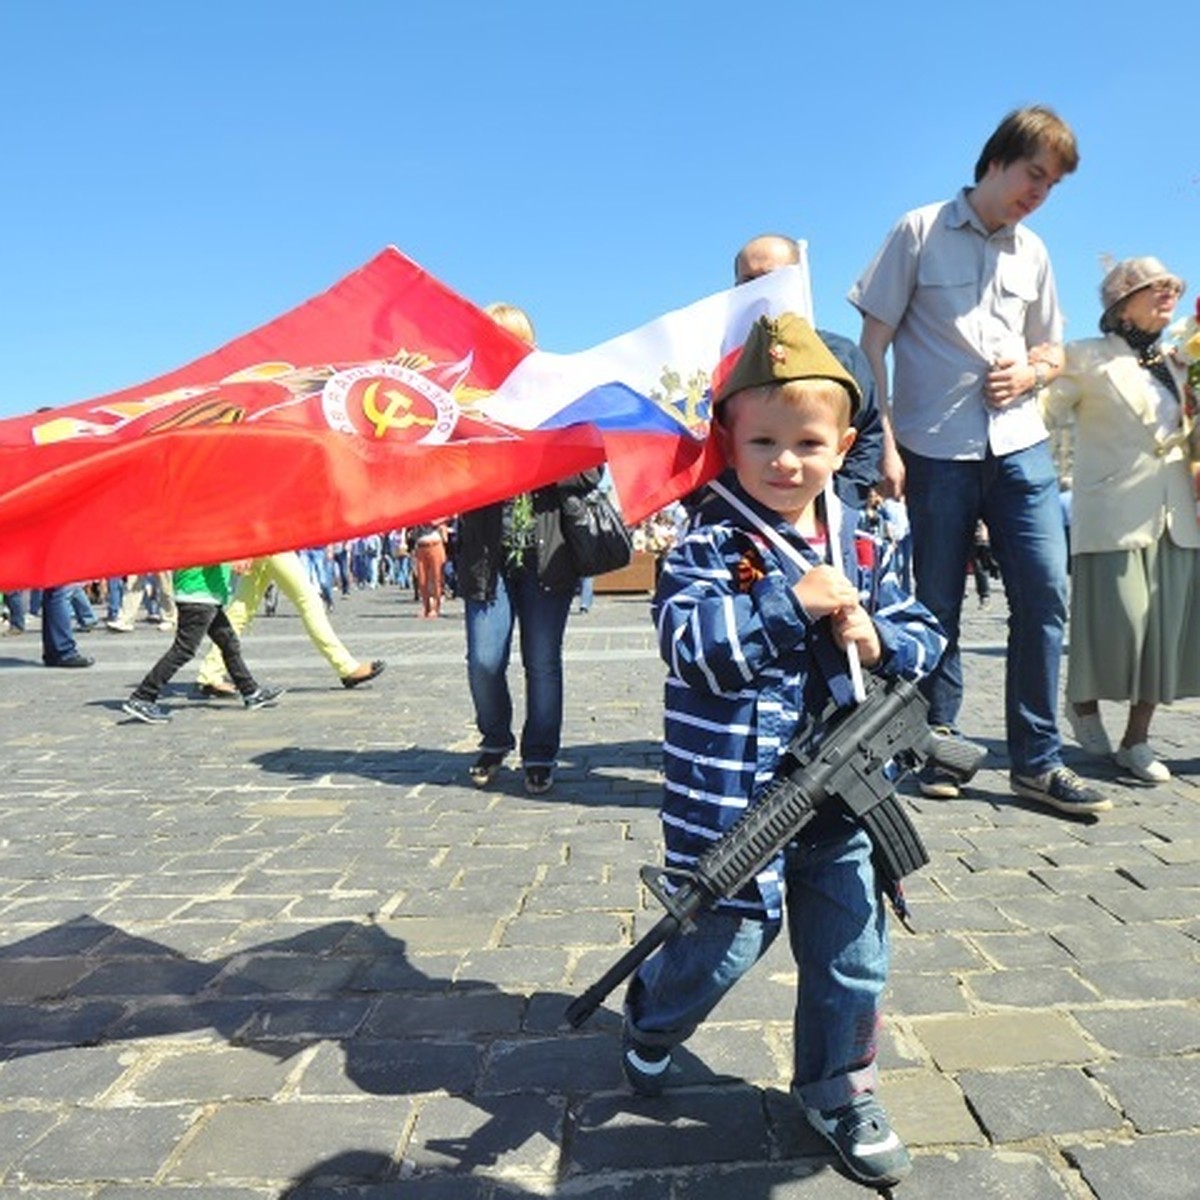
[792, 565, 859, 619]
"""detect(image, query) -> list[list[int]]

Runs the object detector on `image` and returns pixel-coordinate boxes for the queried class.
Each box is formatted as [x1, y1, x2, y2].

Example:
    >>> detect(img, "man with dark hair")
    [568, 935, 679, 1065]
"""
[734, 234, 883, 510]
[849, 105, 1108, 816]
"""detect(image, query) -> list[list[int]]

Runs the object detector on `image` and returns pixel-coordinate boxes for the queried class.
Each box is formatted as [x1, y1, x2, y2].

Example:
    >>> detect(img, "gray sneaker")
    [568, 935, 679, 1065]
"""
[122, 697, 171, 724]
[1010, 766, 1112, 815]
[805, 1093, 912, 1187]
[243, 685, 285, 710]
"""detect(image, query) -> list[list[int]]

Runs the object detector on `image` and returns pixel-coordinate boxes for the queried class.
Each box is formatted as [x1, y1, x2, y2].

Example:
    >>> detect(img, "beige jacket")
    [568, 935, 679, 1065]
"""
[1044, 334, 1199, 555]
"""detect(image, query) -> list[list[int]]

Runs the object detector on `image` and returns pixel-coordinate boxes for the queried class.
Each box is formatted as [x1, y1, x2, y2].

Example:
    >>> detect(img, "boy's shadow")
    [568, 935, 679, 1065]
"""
[3, 914, 815, 1192]
[279, 1083, 846, 1195]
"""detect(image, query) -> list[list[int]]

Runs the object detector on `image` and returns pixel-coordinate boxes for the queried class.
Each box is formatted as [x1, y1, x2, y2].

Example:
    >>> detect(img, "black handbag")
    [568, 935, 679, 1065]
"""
[560, 488, 634, 577]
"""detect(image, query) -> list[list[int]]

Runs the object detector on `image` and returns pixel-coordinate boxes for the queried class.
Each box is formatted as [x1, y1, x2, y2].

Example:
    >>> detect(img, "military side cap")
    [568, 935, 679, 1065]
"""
[713, 312, 862, 416]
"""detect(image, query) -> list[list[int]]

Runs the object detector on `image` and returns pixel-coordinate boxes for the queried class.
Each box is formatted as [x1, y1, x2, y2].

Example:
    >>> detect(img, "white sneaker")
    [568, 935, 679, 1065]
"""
[1114, 742, 1171, 783]
[1066, 708, 1113, 758]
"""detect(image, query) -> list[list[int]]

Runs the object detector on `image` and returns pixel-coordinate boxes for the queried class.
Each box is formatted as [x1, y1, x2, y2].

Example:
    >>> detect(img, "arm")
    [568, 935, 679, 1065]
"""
[860, 315, 904, 499]
[818, 332, 884, 507]
[985, 342, 1065, 408]
[865, 556, 948, 681]
[1036, 342, 1082, 427]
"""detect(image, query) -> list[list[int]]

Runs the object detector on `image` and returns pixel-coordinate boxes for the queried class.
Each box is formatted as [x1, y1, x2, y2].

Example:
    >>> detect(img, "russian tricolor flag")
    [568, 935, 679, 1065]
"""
[0, 247, 811, 588]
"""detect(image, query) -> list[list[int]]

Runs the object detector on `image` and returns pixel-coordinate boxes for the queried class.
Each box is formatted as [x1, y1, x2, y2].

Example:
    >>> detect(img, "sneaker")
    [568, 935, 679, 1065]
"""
[524, 765, 554, 795]
[1010, 766, 1112, 815]
[622, 1029, 672, 1097]
[243, 685, 284, 710]
[805, 1093, 912, 1187]
[1066, 708, 1113, 758]
[916, 725, 960, 797]
[122, 697, 171, 724]
[1115, 742, 1171, 783]
[918, 726, 964, 797]
[469, 751, 505, 788]
[918, 762, 961, 798]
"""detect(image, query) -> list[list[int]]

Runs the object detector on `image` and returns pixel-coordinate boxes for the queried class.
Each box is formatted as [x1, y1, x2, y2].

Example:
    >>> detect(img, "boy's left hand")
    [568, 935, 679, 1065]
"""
[831, 603, 882, 666]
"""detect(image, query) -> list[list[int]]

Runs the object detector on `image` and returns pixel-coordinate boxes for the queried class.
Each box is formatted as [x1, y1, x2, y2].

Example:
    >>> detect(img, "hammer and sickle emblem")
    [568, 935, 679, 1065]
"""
[362, 381, 436, 438]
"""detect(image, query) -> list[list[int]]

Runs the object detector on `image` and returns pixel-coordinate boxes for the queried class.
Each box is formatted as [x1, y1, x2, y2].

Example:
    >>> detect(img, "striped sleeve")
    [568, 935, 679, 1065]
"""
[653, 527, 810, 696]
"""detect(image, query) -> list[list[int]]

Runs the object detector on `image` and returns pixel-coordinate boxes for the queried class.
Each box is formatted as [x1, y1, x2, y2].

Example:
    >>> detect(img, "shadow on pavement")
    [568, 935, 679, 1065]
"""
[1, 913, 804, 1193]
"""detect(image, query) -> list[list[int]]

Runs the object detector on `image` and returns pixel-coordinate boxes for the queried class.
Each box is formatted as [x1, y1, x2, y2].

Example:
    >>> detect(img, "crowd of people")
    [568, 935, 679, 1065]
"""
[2, 100, 1197, 1192]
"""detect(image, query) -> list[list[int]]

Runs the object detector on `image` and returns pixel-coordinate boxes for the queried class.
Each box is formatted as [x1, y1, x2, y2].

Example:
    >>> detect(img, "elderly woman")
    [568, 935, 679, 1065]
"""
[1042, 257, 1200, 783]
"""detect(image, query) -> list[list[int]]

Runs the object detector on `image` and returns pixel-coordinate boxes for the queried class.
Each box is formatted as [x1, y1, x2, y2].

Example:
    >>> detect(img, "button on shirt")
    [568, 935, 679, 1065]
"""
[849, 188, 1063, 461]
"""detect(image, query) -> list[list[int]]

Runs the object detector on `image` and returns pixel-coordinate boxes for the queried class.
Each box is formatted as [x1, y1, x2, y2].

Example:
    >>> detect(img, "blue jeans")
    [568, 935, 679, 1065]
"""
[66, 584, 98, 629]
[4, 589, 27, 631]
[40, 586, 81, 664]
[105, 577, 125, 621]
[394, 553, 413, 590]
[302, 549, 335, 610]
[902, 442, 1067, 775]
[626, 824, 886, 1111]
[464, 564, 573, 767]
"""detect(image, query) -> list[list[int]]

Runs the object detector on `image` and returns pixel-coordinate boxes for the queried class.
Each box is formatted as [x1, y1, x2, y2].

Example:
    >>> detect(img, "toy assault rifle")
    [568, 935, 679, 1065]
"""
[565, 675, 985, 1028]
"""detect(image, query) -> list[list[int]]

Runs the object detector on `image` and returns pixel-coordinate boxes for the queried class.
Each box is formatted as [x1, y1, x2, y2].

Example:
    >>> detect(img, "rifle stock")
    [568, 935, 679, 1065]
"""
[564, 676, 984, 1029]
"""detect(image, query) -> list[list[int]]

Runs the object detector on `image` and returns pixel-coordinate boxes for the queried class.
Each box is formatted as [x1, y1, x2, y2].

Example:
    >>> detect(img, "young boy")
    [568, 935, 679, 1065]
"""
[622, 314, 946, 1188]
[122, 562, 284, 724]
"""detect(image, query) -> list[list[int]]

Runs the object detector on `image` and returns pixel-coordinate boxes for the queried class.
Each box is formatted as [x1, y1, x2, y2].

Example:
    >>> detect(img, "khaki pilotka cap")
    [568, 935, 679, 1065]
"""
[713, 313, 862, 417]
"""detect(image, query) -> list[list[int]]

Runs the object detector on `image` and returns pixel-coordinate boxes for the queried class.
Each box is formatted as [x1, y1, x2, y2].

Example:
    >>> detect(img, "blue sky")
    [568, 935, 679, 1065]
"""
[1, 2, 1196, 419]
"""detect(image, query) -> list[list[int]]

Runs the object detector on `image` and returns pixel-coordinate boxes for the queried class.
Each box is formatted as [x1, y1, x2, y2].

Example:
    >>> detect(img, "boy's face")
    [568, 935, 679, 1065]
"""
[718, 385, 856, 528]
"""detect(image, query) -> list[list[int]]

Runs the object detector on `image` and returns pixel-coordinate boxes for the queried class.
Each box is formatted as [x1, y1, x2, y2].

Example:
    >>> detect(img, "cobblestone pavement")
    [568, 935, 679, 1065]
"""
[0, 584, 1197, 1199]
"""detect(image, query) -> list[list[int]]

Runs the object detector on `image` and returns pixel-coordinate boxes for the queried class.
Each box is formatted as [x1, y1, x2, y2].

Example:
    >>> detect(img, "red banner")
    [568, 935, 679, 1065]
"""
[0, 249, 605, 588]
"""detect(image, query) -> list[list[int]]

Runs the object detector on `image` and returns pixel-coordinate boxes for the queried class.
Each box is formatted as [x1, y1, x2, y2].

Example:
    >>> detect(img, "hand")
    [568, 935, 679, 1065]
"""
[984, 358, 1036, 408]
[831, 604, 882, 666]
[879, 443, 906, 499]
[793, 565, 860, 620]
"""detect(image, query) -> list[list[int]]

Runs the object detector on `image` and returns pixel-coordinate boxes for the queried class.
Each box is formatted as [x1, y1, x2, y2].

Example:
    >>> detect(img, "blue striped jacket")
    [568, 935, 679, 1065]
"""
[652, 472, 946, 920]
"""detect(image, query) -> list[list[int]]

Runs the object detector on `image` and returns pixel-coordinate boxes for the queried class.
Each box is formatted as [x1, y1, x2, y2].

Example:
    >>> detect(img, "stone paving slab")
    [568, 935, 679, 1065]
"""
[0, 587, 1197, 1197]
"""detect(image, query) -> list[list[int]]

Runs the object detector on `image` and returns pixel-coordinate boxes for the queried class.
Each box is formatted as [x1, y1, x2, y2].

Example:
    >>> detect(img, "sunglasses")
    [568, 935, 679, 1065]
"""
[1139, 280, 1183, 298]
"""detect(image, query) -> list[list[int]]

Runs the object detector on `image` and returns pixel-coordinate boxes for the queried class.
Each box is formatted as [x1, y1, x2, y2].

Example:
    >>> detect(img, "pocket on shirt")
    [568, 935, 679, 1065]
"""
[996, 258, 1038, 302]
[994, 258, 1038, 331]
[916, 261, 977, 322]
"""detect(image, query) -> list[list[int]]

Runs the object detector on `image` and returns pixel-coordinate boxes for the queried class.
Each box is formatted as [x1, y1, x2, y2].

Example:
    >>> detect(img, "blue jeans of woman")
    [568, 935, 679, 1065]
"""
[901, 442, 1067, 776]
[465, 562, 573, 768]
[625, 823, 886, 1112]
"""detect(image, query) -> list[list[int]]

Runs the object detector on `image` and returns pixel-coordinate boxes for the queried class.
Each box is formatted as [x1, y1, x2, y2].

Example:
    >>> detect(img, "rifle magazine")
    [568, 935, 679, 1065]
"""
[861, 792, 929, 881]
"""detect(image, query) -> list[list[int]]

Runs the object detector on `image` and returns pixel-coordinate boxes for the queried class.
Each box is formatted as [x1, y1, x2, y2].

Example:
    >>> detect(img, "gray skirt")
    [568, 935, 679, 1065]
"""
[1067, 532, 1200, 705]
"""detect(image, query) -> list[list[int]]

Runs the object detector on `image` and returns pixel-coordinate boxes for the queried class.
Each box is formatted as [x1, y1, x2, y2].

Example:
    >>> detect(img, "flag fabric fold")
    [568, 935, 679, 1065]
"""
[0, 247, 810, 588]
